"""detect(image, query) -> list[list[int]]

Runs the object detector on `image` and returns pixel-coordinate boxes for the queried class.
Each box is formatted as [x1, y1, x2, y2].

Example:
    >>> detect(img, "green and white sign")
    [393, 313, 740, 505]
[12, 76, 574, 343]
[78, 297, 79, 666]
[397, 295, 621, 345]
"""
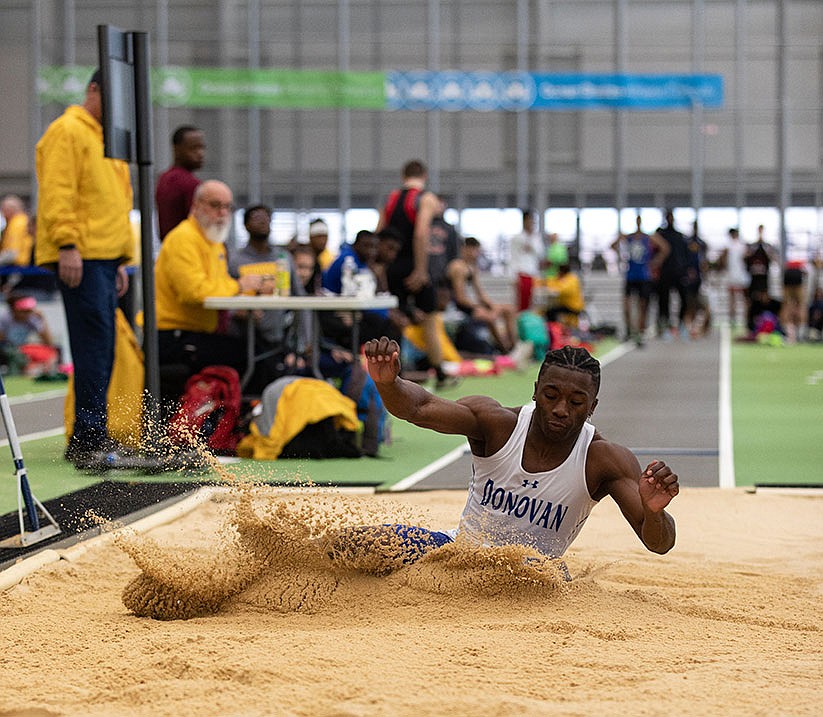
[38, 65, 385, 109]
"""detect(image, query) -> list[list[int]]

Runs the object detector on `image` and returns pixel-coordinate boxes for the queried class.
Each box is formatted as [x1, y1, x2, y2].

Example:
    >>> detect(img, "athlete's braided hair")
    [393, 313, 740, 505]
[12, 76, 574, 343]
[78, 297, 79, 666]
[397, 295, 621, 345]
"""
[537, 345, 601, 394]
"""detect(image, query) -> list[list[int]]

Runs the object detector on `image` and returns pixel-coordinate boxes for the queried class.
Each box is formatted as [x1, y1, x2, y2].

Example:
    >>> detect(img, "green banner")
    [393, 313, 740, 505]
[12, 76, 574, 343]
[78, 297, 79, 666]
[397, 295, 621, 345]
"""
[37, 65, 386, 109]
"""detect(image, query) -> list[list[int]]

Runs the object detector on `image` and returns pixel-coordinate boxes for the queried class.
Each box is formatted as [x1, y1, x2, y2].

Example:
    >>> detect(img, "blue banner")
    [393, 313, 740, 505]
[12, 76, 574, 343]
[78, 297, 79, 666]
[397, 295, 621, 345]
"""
[386, 72, 723, 111]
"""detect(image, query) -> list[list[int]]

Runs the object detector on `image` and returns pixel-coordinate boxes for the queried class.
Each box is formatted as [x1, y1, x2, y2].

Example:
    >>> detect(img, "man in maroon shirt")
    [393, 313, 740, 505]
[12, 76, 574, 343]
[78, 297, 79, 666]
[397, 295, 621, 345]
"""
[155, 125, 206, 240]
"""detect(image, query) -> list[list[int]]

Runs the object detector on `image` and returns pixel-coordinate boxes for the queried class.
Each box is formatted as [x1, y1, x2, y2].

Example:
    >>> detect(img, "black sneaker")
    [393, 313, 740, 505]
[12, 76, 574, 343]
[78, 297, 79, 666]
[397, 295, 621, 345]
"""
[65, 437, 136, 465]
[74, 449, 165, 473]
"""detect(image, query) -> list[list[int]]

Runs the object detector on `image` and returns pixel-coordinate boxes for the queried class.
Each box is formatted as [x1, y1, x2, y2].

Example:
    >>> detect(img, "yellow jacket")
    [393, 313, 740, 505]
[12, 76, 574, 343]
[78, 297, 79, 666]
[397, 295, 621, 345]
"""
[155, 217, 240, 333]
[0, 213, 33, 266]
[545, 272, 585, 313]
[237, 378, 360, 460]
[35, 105, 133, 265]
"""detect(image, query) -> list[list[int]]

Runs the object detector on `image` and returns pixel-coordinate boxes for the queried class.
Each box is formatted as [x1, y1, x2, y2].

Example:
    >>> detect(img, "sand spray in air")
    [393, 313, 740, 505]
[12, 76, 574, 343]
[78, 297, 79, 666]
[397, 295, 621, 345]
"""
[116, 481, 568, 620]
[112, 396, 568, 619]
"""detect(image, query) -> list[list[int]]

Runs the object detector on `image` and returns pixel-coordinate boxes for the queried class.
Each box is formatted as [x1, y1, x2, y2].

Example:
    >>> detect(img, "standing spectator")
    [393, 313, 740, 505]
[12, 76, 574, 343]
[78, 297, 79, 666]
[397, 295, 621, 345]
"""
[155, 125, 205, 240]
[718, 227, 749, 329]
[780, 257, 806, 344]
[0, 195, 33, 267]
[652, 210, 690, 338]
[806, 285, 823, 341]
[35, 68, 134, 467]
[683, 220, 710, 337]
[155, 180, 262, 384]
[745, 224, 776, 331]
[510, 208, 544, 312]
[611, 214, 669, 346]
[427, 194, 461, 289]
[376, 159, 449, 388]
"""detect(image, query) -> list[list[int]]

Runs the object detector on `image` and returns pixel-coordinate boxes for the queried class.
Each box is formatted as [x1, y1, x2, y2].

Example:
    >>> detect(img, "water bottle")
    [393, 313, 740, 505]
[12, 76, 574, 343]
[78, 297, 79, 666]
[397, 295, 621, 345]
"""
[342, 255, 357, 296]
[275, 254, 291, 296]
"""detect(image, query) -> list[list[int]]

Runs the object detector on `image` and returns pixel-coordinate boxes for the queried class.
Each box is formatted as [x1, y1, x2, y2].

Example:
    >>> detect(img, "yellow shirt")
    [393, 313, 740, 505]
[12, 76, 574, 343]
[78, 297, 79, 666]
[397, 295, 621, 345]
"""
[0, 214, 33, 266]
[35, 105, 133, 265]
[155, 217, 240, 333]
[545, 272, 584, 313]
[317, 248, 334, 271]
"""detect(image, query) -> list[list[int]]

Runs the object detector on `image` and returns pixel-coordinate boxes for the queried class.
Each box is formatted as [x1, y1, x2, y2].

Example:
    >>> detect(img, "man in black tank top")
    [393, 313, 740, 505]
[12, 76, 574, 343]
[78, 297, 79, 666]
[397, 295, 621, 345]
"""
[377, 160, 451, 387]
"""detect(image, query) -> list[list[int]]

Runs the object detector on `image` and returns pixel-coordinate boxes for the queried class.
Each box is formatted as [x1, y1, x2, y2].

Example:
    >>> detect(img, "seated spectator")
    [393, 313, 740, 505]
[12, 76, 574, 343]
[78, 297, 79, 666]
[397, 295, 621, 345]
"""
[154, 180, 263, 394]
[543, 263, 585, 327]
[291, 245, 391, 448]
[303, 218, 334, 293]
[227, 203, 311, 391]
[0, 293, 60, 375]
[445, 236, 519, 354]
[323, 229, 377, 295]
[0, 210, 58, 301]
[294, 244, 365, 372]
[0, 195, 33, 268]
[323, 229, 398, 347]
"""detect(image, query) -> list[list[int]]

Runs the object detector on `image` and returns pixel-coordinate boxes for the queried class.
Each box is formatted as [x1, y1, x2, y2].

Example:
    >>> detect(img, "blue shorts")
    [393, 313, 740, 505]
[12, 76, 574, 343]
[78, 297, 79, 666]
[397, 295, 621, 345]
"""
[386, 524, 455, 555]
[332, 524, 571, 580]
[389, 524, 572, 580]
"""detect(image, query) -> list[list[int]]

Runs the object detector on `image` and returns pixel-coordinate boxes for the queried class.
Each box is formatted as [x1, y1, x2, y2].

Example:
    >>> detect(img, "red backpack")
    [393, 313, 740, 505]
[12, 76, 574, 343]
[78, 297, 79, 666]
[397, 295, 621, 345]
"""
[168, 366, 242, 455]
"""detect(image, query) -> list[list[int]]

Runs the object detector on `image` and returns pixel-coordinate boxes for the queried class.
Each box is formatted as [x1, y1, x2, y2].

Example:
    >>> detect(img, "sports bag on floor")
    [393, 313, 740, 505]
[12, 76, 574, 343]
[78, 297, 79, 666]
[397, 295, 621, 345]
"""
[168, 365, 242, 455]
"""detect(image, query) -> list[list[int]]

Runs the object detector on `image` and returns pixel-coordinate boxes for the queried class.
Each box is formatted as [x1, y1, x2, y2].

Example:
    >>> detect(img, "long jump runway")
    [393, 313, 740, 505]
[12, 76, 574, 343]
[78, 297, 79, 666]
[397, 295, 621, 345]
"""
[412, 333, 723, 490]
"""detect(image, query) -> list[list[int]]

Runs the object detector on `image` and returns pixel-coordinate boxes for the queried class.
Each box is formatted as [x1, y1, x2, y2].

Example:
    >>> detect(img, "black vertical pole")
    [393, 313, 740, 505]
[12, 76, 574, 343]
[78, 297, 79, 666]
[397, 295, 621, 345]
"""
[132, 32, 161, 416]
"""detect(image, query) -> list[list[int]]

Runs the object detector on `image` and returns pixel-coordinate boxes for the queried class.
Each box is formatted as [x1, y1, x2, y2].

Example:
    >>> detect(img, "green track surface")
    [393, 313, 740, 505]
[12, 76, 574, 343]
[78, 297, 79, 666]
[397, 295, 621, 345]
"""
[2, 374, 68, 397]
[731, 342, 823, 487]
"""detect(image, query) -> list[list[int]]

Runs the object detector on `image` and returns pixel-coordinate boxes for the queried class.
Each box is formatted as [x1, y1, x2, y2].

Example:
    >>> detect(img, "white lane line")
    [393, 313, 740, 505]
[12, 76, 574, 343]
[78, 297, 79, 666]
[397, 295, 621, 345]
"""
[390, 342, 637, 492]
[0, 427, 64, 447]
[388, 444, 469, 492]
[597, 341, 636, 367]
[718, 323, 736, 489]
[7, 389, 67, 406]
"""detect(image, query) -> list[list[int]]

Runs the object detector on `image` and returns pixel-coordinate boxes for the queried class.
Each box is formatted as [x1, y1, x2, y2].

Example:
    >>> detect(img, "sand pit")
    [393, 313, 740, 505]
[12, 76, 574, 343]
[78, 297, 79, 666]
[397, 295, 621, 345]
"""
[0, 485, 821, 717]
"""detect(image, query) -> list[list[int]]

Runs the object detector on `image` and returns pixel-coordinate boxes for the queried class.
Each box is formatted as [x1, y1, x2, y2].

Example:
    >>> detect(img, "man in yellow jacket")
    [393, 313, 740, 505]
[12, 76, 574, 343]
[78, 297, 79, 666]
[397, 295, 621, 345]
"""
[155, 179, 262, 384]
[35, 69, 135, 468]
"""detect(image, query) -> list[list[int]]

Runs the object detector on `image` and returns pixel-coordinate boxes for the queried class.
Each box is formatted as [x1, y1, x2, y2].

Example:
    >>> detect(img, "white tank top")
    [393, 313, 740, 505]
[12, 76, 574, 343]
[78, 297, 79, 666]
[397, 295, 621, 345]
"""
[456, 403, 598, 558]
[726, 240, 749, 287]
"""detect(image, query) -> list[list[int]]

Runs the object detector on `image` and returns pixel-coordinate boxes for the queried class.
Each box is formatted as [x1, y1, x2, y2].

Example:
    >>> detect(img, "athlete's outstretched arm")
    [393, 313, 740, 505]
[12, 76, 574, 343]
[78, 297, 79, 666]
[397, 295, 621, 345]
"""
[364, 337, 486, 440]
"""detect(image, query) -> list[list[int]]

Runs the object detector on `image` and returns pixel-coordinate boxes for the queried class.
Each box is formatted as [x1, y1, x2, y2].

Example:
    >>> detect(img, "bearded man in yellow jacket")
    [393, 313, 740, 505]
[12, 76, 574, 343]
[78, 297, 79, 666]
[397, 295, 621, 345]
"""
[35, 69, 135, 468]
[155, 179, 261, 386]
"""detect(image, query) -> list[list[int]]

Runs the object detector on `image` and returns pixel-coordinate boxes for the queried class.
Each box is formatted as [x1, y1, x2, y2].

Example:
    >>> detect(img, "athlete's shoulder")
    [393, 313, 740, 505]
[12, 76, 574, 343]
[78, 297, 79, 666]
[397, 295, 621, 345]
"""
[457, 394, 506, 411]
[587, 432, 640, 481]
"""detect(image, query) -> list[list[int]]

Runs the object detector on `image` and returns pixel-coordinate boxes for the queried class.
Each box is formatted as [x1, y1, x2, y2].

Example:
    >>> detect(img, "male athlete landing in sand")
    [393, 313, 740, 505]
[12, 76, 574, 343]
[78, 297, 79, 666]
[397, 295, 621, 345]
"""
[360, 337, 679, 565]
